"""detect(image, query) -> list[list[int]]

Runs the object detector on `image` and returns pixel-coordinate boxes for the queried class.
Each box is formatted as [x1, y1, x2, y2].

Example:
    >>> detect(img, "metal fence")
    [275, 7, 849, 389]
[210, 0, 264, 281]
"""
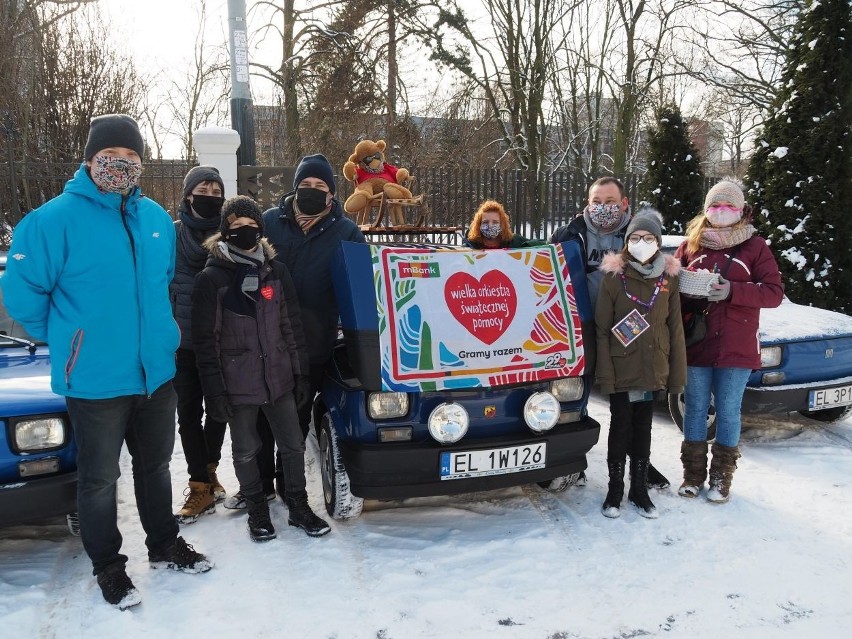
[2, 160, 715, 243]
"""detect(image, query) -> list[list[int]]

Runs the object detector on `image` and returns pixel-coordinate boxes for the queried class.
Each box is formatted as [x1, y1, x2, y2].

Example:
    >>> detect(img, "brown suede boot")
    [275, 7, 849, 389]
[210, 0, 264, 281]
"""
[207, 462, 226, 503]
[175, 481, 216, 524]
[707, 443, 740, 503]
[678, 440, 709, 498]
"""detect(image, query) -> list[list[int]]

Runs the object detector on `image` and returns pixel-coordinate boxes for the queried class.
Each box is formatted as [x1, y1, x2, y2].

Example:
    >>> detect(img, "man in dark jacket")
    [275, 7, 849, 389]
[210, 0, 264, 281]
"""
[261, 154, 366, 497]
[171, 165, 229, 524]
[549, 177, 670, 490]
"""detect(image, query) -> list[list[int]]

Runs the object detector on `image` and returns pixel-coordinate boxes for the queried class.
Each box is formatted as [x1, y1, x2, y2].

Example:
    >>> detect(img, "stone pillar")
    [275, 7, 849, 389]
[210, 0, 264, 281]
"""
[192, 127, 241, 197]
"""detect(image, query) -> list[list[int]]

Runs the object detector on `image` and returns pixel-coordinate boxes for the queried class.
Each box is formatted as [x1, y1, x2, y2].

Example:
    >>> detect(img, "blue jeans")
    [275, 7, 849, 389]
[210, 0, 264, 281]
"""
[66, 382, 180, 575]
[684, 366, 751, 447]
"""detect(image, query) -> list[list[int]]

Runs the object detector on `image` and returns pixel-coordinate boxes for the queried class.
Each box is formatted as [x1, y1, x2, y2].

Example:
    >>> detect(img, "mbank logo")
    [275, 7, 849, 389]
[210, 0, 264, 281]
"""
[398, 262, 440, 279]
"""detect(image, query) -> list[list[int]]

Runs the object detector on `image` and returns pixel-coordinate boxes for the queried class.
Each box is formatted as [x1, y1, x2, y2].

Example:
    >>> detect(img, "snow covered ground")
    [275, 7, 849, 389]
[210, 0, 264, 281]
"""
[2, 395, 851, 639]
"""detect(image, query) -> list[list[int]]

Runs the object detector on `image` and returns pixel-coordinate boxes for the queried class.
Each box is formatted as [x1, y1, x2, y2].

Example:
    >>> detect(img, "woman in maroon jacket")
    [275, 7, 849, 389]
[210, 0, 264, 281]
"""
[674, 179, 783, 503]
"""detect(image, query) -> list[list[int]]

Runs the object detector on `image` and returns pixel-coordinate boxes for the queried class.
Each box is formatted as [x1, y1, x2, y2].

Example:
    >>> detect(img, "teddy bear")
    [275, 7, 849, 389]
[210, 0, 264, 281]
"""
[342, 139, 413, 225]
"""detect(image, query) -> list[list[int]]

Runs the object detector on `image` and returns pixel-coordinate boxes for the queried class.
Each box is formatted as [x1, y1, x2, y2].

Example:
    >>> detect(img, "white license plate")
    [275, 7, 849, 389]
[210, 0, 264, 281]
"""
[440, 443, 546, 480]
[808, 385, 852, 410]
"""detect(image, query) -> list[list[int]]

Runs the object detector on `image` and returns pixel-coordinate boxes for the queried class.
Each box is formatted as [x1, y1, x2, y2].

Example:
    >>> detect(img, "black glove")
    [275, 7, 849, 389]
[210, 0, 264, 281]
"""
[293, 375, 313, 409]
[205, 395, 233, 423]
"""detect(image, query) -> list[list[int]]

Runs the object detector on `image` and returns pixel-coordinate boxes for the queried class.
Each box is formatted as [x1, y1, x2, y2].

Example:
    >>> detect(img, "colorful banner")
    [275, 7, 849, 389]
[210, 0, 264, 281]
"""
[371, 244, 586, 391]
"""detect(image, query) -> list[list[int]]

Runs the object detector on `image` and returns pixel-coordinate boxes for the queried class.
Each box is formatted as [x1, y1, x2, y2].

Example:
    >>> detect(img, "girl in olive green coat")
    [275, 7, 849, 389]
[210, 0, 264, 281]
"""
[595, 208, 686, 519]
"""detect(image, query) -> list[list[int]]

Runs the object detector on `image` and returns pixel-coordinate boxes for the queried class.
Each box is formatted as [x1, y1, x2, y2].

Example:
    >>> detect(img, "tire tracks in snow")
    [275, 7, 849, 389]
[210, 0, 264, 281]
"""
[520, 484, 590, 554]
[37, 536, 89, 639]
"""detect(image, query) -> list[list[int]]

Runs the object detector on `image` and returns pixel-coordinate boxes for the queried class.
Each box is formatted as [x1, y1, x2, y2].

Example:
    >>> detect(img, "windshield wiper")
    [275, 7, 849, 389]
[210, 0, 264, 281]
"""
[0, 332, 38, 355]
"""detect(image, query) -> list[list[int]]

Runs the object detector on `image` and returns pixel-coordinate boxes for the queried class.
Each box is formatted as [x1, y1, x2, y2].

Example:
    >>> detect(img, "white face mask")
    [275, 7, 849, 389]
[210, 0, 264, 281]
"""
[627, 240, 658, 263]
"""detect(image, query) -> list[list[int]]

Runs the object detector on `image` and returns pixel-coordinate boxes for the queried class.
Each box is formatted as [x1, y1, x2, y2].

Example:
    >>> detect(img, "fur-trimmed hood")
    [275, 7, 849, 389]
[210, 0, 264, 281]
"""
[202, 234, 277, 260]
[599, 251, 680, 276]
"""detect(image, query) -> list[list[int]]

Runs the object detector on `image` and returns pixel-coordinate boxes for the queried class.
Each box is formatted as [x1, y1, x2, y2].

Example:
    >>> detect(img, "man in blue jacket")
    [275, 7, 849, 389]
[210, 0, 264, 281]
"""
[1, 114, 212, 610]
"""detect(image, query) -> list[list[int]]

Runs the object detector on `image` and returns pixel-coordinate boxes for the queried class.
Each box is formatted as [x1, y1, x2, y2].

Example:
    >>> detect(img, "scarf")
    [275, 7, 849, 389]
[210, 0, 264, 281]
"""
[628, 251, 666, 279]
[178, 210, 219, 269]
[700, 224, 756, 250]
[217, 241, 266, 300]
[294, 201, 332, 234]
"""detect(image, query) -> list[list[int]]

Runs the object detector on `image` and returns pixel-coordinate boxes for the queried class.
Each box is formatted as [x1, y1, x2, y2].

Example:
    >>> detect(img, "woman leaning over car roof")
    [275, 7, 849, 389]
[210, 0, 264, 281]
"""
[674, 178, 783, 504]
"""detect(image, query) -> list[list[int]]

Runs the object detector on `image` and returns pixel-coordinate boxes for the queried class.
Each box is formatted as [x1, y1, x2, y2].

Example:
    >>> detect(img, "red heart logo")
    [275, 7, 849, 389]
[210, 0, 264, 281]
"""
[444, 270, 517, 345]
[260, 286, 274, 300]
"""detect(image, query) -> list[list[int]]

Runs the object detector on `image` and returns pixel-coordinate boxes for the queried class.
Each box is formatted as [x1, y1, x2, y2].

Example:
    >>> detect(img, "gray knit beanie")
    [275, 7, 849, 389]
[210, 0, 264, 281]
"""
[220, 195, 264, 235]
[704, 178, 745, 212]
[182, 165, 224, 199]
[625, 207, 663, 245]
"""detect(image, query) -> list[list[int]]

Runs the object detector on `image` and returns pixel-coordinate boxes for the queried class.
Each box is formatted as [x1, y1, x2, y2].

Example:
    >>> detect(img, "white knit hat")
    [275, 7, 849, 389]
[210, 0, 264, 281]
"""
[704, 178, 745, 212]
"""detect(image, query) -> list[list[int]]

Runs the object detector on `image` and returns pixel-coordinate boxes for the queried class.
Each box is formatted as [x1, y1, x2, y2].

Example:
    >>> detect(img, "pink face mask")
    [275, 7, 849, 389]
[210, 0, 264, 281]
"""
[705, 205, 742, 228]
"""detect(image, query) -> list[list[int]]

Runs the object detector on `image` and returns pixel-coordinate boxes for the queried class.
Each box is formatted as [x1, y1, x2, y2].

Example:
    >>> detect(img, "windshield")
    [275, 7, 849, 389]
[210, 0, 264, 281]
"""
[0, 269, 44, 345]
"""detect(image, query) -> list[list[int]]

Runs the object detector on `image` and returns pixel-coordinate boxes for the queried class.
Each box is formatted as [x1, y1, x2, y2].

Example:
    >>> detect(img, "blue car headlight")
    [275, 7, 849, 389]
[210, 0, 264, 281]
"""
[760, 346, 782, 368]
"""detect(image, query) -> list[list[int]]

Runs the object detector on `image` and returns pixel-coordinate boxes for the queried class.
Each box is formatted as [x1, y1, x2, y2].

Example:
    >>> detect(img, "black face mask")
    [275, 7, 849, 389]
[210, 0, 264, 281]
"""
[189, 194, 225, 219]
[296, 187, 330, 216]
[224, 225, 260, 250]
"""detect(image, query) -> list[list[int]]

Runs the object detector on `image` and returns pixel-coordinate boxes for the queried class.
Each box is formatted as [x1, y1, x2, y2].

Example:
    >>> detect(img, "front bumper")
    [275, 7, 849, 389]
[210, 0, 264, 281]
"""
[743, 380, 852, 415]
[0, 472, 77, 527]
[339, 417, 600, 500]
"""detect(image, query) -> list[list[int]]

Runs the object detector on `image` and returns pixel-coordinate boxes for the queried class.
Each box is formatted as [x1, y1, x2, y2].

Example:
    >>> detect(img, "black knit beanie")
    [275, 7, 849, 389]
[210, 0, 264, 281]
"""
[220, 195, 264, 235]
[183, 165, 224, 199]
[293, 153, 336, 194]
[84, 114, 145, 160]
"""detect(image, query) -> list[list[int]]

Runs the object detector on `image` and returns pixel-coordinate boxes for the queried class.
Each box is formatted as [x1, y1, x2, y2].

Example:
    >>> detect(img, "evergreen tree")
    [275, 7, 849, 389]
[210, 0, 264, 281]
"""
[639, 105, 705, 234]
[747, 0, 852, 312]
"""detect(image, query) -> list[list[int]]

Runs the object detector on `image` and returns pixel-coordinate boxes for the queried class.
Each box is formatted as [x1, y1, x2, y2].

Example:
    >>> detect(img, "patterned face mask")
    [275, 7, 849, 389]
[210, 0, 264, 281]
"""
[587, 203, 624, 231]
[480, 222, 502, 239]
[90, 155, 142, 193]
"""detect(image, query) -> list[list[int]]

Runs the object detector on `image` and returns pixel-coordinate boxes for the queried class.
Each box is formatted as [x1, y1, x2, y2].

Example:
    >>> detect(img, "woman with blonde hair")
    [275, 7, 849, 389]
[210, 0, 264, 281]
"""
[675, 178, 783, 503]
[465, 199, 537, 249]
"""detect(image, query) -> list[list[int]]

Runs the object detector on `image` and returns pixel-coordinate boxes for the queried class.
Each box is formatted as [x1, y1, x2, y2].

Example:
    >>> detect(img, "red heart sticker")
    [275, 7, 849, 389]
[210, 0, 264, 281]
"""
[260, 286, 274, 300]
[444, 270, 517, 345]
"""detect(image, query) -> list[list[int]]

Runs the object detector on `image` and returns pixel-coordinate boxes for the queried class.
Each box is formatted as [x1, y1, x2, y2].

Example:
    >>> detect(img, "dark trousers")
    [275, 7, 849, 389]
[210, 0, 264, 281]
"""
[66, 382, 180, 575]
[229, 393, 306, 498]
[173, 348, 228, 483]
[607, 391, 654, 461]
[257, 363, 325, 487]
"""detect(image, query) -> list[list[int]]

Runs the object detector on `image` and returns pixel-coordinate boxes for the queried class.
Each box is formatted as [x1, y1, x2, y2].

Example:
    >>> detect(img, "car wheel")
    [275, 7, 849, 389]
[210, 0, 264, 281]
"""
[799, 405, 852, 423]
[537, 472, 582, 493]
[319, 413, 363, 520]
[667, 392, 717, 441]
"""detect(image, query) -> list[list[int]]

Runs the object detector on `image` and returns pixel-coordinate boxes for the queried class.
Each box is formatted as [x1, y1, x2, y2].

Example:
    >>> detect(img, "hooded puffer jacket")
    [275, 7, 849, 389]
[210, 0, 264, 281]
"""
[191, 238, 309, 406]
[595, 252, 686, 395]
[674, 234, 783, 369]
[1, 164, 179, 398]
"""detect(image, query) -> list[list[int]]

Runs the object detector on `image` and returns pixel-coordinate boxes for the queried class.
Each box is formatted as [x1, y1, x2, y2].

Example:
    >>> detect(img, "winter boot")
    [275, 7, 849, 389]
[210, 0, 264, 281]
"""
[246, 493, 277, 542]
[285, 493, 331, 537]
[646, 462, 670, 490]
[601, 458, 625, 519]
[707, 442, 740, 503]
[207, 462, 227, 503]
[223, 489, 276, 510]
[628, 457, 659, 519]
[678, 440, 709, 498]
[96, 563, 141, 610]
[148, 536, 213, 573]
[175, 481, 216, 524]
